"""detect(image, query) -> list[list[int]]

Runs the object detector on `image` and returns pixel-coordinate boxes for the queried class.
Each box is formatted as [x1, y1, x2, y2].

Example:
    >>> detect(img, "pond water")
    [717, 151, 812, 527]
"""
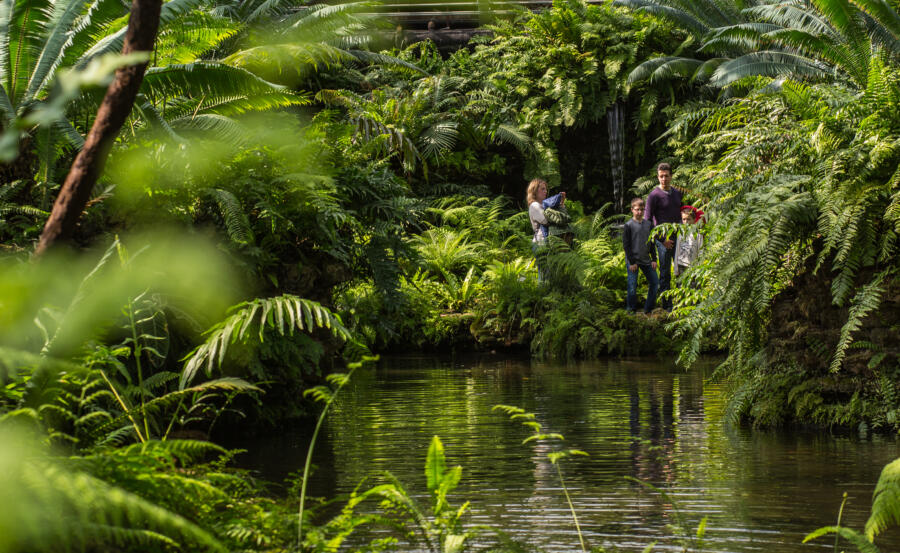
[237, 354, 900, 552]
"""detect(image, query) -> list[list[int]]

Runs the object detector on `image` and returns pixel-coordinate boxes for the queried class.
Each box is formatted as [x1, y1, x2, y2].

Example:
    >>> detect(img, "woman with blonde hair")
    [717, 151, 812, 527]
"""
[527, 178, 566, 281]
[527, 178, 549, 244]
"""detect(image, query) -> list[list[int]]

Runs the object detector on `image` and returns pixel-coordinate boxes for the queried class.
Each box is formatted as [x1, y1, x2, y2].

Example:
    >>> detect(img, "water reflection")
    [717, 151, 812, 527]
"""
[244, 354, 900, 552]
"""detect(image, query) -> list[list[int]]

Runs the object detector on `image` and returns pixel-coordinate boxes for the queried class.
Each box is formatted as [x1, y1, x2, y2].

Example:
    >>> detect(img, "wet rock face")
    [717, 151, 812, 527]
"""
[767, 260, 900, 378]
[725, 257, 900, 429]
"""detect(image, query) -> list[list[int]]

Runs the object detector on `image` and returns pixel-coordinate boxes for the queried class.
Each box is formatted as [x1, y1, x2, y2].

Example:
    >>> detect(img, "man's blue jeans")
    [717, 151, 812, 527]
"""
[655, 240, 675, 311]
[626, 263, 659, 313]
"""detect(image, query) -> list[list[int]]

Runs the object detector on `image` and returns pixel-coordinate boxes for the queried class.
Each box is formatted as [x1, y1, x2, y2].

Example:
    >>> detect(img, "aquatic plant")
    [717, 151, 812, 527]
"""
[493, 404, 589, 553]
[805, 456, 900, 552]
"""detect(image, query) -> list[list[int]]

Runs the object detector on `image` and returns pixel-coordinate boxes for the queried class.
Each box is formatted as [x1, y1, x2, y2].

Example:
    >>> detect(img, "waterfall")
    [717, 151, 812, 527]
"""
[607, 102, 625, 213]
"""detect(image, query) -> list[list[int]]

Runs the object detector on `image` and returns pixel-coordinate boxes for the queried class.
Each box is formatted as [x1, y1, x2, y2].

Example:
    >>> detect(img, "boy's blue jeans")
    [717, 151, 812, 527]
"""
[626, 263, 659, 313]
[655, 240, 675, 311]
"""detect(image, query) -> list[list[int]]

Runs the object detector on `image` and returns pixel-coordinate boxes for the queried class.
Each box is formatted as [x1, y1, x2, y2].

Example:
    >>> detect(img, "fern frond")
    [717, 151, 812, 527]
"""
[830, 271, 887, 373]
[205, 188, 253, 245]
[866, 456, 900, 540]
[804, 526, 879, 553]
[181, 296, 353, 387]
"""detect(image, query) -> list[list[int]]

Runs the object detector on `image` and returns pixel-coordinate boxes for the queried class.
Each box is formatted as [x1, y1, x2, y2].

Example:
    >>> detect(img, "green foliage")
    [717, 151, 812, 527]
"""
[626, 477, 709, 552]
[866, 457, 900, 541]
[182, 294, 354, 388]
[532, 292, 672, 359]
[659, 62, 900, 428]
[0, 429, 227, 553]
[494, 404, 588, 552]
[804, 455, 900, 553]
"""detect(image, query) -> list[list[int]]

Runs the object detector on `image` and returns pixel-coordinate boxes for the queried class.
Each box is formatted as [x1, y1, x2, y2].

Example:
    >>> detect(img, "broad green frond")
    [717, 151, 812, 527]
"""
[224, 42, 351, 83]
[613, 0, 711, 36]
[169, 114, 246, 146]
[701, 22, 776, 52]
[418, 121, 458, 159]
[0, 433, 227, 553]
[744, 3, 837, 37]
[492, 122, 532, 152]
[23, 0, 87, 102]
[627, 56, 683, 85]
[804, 526, 880, 553]
[710, 51, 830, 87]
[154, 11, 240, 65]
[142, 62, 288, 99]
[854, 0, 900, 40]
[866, 456, 900, 540]
[181, 295, 353, 387]
[78, 0, 205, 67]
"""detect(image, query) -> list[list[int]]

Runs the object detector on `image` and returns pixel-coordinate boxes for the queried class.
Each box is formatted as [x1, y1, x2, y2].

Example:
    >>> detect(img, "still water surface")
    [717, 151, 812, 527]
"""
[241, 354, 900, 552]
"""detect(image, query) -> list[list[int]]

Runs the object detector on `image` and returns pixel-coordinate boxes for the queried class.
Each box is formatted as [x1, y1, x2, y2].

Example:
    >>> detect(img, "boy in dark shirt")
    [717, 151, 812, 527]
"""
[623, 197, 659, 313]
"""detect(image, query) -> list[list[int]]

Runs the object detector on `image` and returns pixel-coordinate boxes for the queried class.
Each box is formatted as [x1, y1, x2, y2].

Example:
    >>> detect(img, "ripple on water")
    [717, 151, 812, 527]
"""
[241, 354, 900, 552]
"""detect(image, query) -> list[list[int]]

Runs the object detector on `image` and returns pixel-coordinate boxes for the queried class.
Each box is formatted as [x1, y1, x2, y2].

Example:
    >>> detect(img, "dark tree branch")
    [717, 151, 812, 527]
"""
[34, 0, 163, 257]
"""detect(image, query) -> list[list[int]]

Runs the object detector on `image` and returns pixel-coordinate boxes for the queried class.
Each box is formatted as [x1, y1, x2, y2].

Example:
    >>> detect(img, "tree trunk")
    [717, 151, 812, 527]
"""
[33, 0, 163, 257]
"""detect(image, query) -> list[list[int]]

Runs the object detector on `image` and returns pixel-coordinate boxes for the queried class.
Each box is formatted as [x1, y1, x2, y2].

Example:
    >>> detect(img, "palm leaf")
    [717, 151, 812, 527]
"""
[418, 120, 458, 159]
[744, 3, 838, 37]
[134, 96, 183, 142]
[651, 57, 705, 82]
[701, 22, 776, 52]
[77, 0, 205, 68]
[53, 117, 85, 148]
[0, 82, 13, 123]
[154, 11, 239, 65]
[195, 91, 310, 116]
[613, 0, 711, 36]
[142, 61, 288, 99]
[854, 0, 900, 40]
[692, 57, 729, 81]
[810, 0, 866, 44]
[23, 0, 88, 102]
[627, 56, 680, 85]
[284, 1, 378, 36]
[226, 41, 351, 77]
[492, 122, 531, 152]
[709, 50, 830, 86]
[0, 0, 12, 109]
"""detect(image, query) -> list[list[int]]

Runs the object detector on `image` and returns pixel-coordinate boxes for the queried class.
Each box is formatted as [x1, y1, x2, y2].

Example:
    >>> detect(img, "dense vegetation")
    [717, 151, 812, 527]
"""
[4, 0, 900, 550]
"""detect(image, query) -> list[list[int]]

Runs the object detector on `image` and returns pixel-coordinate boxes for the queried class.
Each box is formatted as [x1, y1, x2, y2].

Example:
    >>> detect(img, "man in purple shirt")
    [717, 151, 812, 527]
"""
[645, 163, 682, 311]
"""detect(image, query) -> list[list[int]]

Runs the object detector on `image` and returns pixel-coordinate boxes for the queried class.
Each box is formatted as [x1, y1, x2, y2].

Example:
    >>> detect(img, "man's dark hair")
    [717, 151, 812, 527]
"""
[657, 162, 672, 174]
[630, 197, 644, 207]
